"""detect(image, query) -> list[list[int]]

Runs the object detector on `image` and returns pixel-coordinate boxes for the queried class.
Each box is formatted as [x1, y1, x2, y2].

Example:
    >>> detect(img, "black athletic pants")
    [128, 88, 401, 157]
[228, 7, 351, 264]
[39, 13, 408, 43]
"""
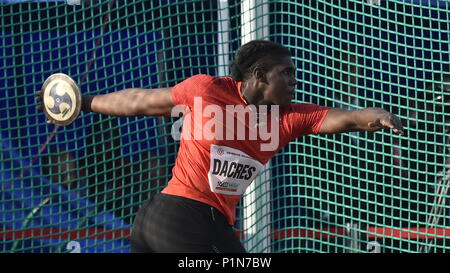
[131, 193, 246, 253]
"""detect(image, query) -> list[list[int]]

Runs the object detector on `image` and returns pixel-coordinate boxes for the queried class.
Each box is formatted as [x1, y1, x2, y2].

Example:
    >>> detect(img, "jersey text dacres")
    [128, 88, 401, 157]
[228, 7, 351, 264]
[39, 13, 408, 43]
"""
[211, 159, 256, 180]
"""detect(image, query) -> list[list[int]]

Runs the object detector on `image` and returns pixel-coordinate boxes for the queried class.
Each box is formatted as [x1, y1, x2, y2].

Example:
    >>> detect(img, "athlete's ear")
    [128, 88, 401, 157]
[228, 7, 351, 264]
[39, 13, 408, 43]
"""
[253, 67, 268, 85]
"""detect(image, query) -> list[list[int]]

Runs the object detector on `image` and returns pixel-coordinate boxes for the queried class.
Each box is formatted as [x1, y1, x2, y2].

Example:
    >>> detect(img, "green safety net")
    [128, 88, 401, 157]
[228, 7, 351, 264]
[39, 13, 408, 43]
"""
[1, 0, 449, 253]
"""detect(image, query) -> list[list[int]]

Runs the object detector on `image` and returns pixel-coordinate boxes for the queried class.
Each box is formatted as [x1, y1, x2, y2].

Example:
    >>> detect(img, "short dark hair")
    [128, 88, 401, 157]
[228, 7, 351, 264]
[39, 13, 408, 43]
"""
[230, 40, 292, 81]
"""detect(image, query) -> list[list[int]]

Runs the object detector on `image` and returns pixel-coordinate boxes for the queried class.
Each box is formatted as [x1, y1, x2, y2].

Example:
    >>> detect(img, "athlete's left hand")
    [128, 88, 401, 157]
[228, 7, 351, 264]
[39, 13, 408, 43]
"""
[367, 108, 405, 136]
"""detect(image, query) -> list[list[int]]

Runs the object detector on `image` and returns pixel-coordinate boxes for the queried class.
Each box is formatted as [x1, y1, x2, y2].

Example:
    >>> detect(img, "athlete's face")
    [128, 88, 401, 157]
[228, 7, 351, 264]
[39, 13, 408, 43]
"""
[262, 55, 298, 107]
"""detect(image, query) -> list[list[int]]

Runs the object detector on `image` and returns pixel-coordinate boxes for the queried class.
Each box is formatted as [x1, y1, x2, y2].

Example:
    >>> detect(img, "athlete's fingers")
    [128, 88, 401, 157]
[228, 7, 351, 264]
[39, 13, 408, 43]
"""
[35, 90, 44, 111]
[35, 90, 43, 103]
[392, 117, 405, 136]
[381, 114, 404, 135]
[368, 115, 405, 135]
[382, 120, 404, 136]
[36, 90, 43, 98]
[37, 89, 52, 125]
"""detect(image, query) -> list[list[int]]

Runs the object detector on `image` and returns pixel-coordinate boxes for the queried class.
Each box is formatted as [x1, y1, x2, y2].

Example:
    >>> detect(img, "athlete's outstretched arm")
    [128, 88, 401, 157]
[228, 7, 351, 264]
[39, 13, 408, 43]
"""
[81, 88, 175, 117]
[318, 107, 405, 135]
[37, 87, 175, 120]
